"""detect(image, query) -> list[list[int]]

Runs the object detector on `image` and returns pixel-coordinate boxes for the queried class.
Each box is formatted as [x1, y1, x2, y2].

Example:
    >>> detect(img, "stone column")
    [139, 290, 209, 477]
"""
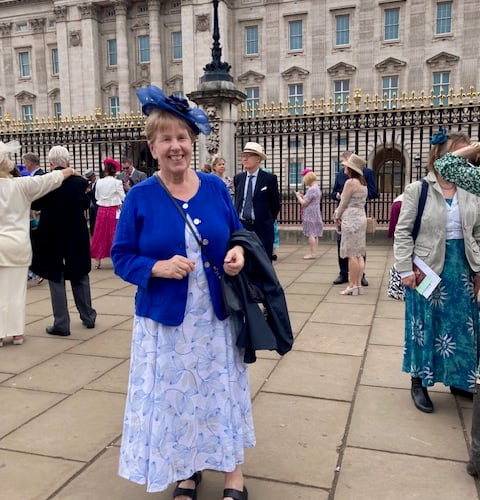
[115, 0, 130, 112]
[148, 0, 162, 86]
[30, 18, 48, 116]
[0, 22, 14, 116]
[53, 6, 72, 116]
[78, 3, 101, 114]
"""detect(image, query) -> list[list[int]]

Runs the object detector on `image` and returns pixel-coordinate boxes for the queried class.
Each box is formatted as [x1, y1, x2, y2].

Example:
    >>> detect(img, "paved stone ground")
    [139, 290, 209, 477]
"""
[0, 241, 479, 500]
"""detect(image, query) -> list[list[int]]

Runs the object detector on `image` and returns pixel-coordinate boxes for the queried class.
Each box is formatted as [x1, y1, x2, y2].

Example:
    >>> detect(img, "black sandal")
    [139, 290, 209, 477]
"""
[173, 471, 202, 500]
[223, 486, 248, 500]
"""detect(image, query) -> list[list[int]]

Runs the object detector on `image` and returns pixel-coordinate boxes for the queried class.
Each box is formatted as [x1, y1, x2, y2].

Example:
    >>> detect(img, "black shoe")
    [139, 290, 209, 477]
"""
[411, 377, 433, 413]
[173, 471, 202, 500]
[333, 274, 349, 285]
[361, 276, 369, 287]
[223, 487, 248, 500]
[450, 386, 474, 399]
[82, 321, 95, 329]
[271, 254, 278, 261]
[46, 326, 70, 337]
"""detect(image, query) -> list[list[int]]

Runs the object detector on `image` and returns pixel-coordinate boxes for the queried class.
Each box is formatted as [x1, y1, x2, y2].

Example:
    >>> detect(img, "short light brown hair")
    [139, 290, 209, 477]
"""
[144, 109, 197, 143]
[0, 154, 14, 178]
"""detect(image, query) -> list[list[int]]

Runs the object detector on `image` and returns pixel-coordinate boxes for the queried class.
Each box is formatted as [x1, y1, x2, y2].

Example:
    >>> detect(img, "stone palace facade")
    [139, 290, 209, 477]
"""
[0, 0, 479, 121]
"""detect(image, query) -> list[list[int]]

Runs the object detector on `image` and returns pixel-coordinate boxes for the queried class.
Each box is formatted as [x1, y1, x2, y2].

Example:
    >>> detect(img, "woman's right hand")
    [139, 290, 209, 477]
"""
[151, 255, 195, 279]
[401, 274, 416, 289]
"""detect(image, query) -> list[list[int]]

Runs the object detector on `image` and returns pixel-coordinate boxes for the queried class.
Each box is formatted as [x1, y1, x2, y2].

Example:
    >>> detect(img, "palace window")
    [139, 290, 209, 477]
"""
[172, 32, 182, 61]
[433, 71, 450, 106]
[245, 87, 260, 117]
[289, 161, 303, 186]
[334, 79, 349, 112]
[288, 83, 304, 115]
[384, 8, 399, 41]
[51, 48, 59, 75]
[382, 76, 399, 108]
[245, 26, 258, 56]
[107, 39, 117, 67]
[109, 96, 120, 117]
[22, 104, 33, 122]
[138, 35, 150, 63]
[335, 14, 350, 46]
[19, 51, 31, 78]
[436, 1, 452, 35]
[53, 102, 61, 120]
[288, 20, 303, 51]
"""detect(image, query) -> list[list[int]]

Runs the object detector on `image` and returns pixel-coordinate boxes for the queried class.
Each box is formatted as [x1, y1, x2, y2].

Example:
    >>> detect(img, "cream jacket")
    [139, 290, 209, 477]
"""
[394, 171, 480, 275]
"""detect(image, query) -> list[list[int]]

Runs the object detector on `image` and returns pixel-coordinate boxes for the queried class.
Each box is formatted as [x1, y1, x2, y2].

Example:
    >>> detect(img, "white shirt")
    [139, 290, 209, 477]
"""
[95, 176, 125, 206]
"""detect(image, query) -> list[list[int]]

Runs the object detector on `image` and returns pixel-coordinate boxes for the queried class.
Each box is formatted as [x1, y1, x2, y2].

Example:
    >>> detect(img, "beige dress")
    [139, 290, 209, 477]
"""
[334, 179, 368, 258]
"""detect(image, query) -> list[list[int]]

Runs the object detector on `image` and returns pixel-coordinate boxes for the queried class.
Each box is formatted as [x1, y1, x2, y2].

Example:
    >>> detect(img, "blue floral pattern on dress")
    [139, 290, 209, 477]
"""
[118, 226, 256, 492]
[403, 239, 480, 390]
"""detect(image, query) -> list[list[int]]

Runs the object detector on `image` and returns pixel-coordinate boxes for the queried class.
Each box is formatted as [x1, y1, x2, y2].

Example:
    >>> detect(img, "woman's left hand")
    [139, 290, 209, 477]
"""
[223, 245, 244, 276]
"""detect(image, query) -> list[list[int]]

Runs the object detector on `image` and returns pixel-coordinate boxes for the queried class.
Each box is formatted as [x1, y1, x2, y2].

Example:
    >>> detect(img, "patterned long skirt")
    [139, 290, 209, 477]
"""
[402, 239, 480, 390]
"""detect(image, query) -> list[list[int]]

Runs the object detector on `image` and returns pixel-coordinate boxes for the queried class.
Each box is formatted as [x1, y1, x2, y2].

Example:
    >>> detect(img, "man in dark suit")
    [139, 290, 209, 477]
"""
[118, 157, 147, 193]
[234, 142, 280, 260]
[22, 152, 44, 176]
[31, 146, 96, 336]
[331, 150, 378, 286]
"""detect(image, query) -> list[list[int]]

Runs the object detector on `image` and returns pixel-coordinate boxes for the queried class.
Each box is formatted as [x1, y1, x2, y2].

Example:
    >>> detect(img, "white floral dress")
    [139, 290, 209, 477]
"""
[118, 227, 256, 492]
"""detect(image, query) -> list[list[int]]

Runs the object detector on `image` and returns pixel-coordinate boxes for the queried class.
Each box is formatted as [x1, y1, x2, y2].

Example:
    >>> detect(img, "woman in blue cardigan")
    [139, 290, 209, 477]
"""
[111, 86, 252, 500]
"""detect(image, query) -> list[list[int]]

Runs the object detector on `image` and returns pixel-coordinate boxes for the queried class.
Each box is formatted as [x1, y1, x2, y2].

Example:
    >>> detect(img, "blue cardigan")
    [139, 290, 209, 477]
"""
[111, 172, 242, 325]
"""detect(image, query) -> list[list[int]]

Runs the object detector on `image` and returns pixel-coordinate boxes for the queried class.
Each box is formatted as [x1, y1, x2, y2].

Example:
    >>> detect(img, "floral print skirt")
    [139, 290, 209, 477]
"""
[118, 230, 255, 493]
[402, 239, 480, 390]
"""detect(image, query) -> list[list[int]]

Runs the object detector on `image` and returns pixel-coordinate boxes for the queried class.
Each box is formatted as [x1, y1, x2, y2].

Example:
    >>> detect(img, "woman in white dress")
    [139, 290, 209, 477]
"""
[111, 86, 253, 500]
[0, 141, 75, 346]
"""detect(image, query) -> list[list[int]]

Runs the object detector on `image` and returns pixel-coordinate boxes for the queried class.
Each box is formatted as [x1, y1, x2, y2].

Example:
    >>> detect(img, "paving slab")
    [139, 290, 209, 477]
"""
[264, 351, 361, 401]
[335, 447, 477, 500]
[369, 316, 405, 345]
[245, 392, 350, 488]
[0, 450, 83, 500]
[0, 390, 125, 462]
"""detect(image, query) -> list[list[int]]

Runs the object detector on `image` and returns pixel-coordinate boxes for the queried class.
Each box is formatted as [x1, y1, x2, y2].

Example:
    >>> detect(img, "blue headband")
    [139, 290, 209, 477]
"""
[136, 85, 211, 136]
[430, 128, 448, 146]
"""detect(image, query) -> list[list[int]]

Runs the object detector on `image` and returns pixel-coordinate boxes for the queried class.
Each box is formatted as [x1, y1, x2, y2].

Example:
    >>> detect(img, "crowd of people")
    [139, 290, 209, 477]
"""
[6, 83, 480, 490]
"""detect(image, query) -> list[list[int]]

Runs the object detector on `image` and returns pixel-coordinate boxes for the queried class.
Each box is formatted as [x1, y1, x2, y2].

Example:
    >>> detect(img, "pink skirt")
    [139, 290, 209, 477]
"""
[90, 205, 119, 260]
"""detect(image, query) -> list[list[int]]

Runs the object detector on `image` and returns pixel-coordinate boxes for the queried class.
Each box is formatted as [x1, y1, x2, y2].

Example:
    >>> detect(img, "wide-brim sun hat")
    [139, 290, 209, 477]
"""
[242, 142, 267, 160]
[345, 153, 367, 176]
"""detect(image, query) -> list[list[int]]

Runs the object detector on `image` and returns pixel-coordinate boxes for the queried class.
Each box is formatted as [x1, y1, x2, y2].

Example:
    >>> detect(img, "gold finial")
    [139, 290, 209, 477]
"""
[353, 87, 362, 111]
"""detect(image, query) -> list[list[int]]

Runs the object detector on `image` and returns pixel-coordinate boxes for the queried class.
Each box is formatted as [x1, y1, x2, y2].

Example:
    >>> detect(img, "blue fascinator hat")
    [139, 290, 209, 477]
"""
[430, 128, 448, 146]
[136, 85, 211, 136]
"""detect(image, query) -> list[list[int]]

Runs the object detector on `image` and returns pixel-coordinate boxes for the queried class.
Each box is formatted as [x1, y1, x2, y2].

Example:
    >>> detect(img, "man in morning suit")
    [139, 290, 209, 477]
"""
[234, 142, 280, 260]
[31, 146, 96, 336]
[331, 150, 378, 286]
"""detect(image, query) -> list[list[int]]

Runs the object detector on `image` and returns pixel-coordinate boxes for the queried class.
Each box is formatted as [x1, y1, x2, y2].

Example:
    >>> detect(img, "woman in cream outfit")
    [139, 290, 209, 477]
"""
[0, 141, 75, 346]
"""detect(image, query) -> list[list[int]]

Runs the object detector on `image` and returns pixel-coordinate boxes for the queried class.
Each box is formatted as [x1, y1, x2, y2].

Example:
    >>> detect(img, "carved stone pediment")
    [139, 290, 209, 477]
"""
[131, 20, 149, 30]
[426, 52, 459, 67]
[78, 3, 99, 20]
[30, 18, 46, 33]
[327, 62, 356, 77]
[132, 78, 150, 89]
[281, 66, 309, 82]
[70, 30, 82, 47]
[196, 14, 210, 32]
[237, 70, 265, 84]
[165, 75, 183, 93]
[53, 6, 67, 22]
[48, 88, 60, 100]
[375, 57, 407, 73]
[101, 81, 118, 94]
[0, 22, 13, 37]
[15, 90, 36, 103]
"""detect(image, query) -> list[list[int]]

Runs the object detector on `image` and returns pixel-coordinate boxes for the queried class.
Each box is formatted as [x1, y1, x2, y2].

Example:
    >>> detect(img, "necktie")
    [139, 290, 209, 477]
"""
[243, 175, 254, 220]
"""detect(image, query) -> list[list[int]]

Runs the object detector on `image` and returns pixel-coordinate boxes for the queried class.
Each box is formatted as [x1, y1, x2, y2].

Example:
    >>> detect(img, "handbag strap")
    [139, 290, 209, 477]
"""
[411, 178, 428, 242]
[155, 174, 222, 278]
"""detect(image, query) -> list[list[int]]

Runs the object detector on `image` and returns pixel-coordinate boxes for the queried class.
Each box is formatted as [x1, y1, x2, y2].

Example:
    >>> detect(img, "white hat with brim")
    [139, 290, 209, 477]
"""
[345, 154, 367, 176]
[242, 142, 267, 161]
[84, 169, 95, 179]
